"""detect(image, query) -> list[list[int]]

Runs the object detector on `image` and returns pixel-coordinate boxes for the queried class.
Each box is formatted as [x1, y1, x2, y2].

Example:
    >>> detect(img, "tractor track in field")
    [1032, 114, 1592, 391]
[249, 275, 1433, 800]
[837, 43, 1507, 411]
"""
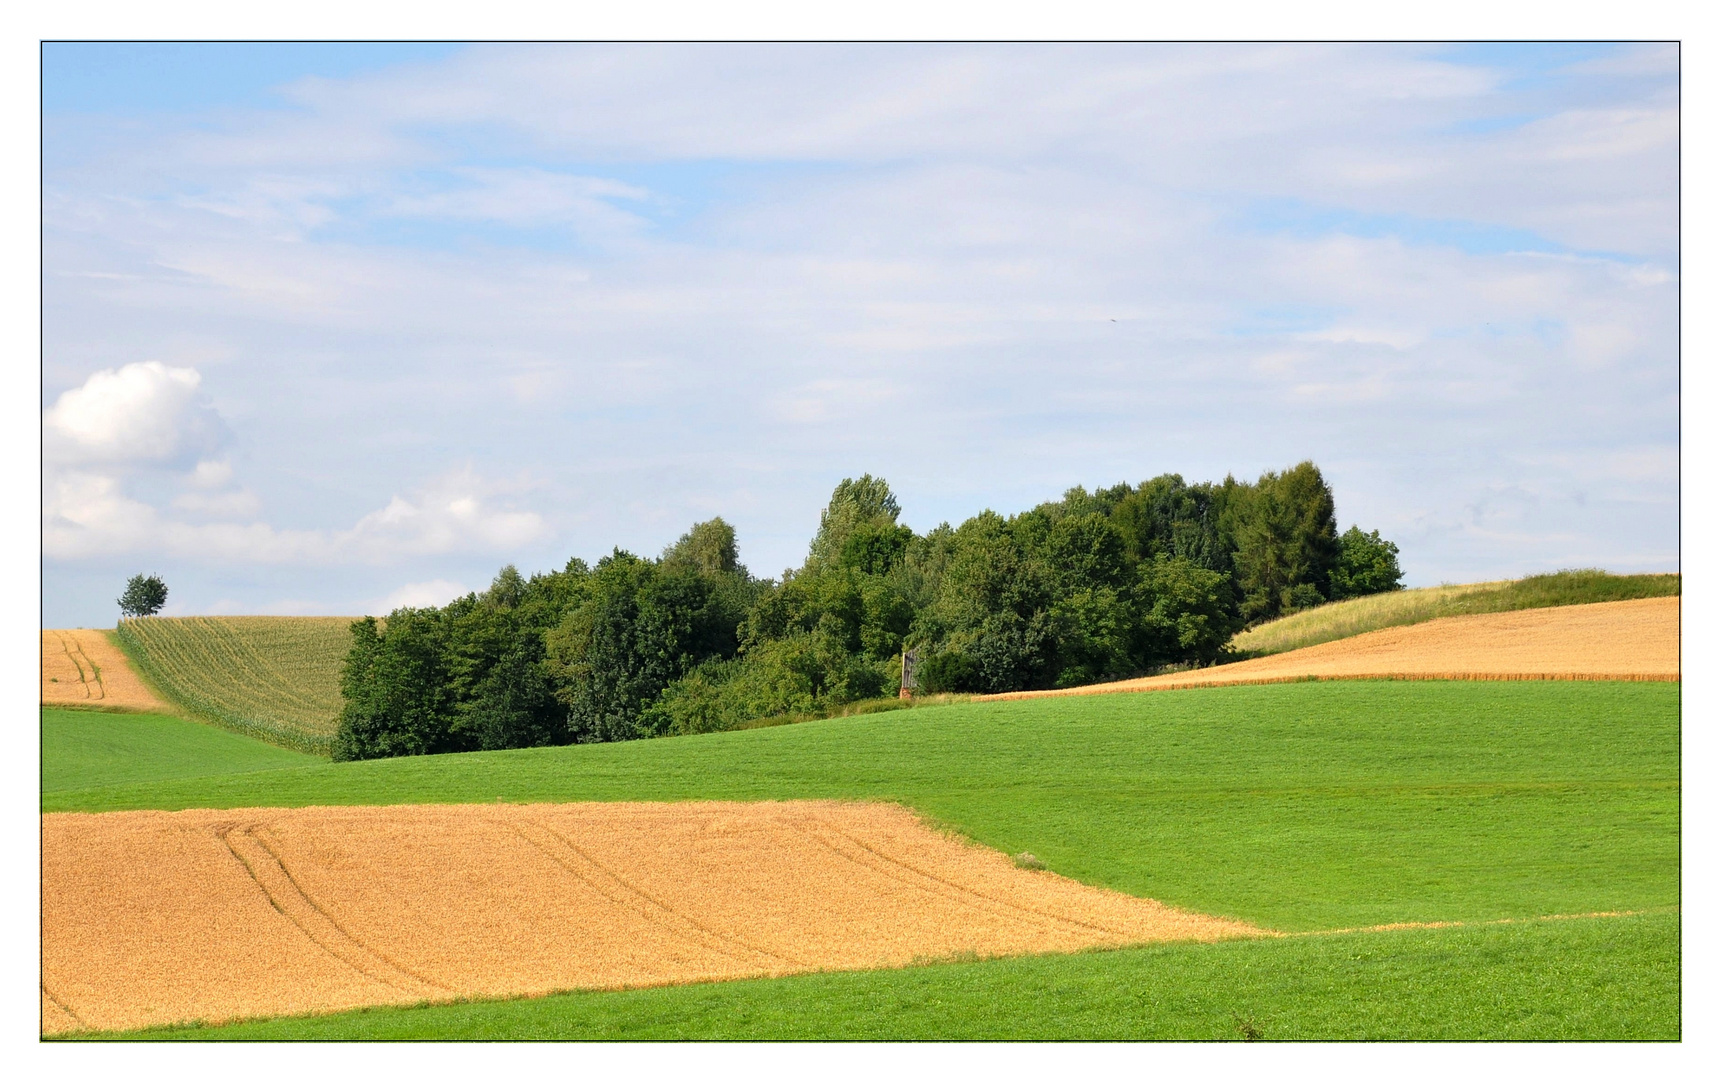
[42, 800, 1261, 1034]
[215, 823, 450, 996]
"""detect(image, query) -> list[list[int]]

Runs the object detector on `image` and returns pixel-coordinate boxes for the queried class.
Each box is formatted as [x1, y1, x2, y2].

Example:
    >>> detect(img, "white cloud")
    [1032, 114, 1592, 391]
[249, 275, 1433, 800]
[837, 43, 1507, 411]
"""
[188, 459, 234, 488]
[43, 361, 222, 466]
[170, 488, 262, 518]
[372, 579, 472, 614]
[38, 44, 1679, 622]
[44, 451, 549, 565]
[344, 467, 550, 557]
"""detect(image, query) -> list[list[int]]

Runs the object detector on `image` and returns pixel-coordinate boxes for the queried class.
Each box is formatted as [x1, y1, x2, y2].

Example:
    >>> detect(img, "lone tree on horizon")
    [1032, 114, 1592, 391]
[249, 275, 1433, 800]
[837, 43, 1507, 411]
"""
[118, 574, 168, 618]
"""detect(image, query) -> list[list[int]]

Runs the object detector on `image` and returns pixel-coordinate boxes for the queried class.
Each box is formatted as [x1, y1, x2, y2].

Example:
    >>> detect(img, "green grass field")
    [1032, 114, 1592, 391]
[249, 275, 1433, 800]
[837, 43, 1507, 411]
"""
[1231, 570, 1681, 657]
[47, 680, 1678, 932]
[111, 616, 356, 754]
[94, 912, 1677, 1041]
[44, 679, 1679, 1040]
[41, 708, 316, 793]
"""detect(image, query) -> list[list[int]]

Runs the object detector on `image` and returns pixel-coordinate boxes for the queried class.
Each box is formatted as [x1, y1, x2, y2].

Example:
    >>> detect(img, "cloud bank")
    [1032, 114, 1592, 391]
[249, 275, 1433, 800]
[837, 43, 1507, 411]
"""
[41, 43, 1678, 623]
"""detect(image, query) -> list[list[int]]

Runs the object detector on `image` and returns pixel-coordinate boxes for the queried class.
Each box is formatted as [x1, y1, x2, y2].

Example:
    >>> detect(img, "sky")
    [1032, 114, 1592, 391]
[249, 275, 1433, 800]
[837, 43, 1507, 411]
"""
[40, 42, 1679, 627]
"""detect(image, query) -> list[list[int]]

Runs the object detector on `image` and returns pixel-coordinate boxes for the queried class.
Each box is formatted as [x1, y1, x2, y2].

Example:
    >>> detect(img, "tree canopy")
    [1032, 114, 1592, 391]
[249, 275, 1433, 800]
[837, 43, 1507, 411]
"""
[118, 574, 168, 618]
[334, 463, 1401, 760]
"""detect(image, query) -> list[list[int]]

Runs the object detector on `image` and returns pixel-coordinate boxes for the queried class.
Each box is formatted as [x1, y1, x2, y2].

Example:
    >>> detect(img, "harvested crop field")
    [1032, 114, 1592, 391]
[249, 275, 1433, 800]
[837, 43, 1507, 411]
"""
[41, 800, 1261, 1034]
[41, 630, 166, 711]
[984, 596, 1679, 702]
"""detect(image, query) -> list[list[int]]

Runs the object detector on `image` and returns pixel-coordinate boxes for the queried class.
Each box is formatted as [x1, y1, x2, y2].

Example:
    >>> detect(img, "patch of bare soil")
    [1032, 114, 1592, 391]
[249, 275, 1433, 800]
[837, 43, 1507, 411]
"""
[981, 596, 1680, 702]
[41, 629, 168, 711]
[41, 800, 1264, 1034]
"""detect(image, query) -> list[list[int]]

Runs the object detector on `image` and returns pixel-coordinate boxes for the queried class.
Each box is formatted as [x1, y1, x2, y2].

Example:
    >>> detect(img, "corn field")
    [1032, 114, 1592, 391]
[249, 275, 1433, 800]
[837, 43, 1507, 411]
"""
[113, 617, 356, 755]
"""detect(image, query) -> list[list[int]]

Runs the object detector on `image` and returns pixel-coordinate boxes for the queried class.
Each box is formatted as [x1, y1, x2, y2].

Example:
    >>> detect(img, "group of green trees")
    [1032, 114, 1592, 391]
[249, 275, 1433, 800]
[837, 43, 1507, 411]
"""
[334, 462, 1402, 761]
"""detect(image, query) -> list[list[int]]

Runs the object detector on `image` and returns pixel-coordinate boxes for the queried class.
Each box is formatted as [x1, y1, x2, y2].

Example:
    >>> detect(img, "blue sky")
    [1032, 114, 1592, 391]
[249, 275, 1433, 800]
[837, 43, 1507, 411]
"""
[41, 43, 1679, 626]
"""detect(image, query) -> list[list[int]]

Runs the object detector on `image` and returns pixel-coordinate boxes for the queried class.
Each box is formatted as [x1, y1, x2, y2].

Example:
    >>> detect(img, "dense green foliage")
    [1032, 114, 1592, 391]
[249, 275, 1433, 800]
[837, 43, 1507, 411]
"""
[55, 680, 1680, 933]
[117, 573, 168, 617]
[41, 707, 314, 794]
[1234, 569, 1681, 658]
[336, 463, 1401, 757]
[113, 617, 354, 754]
[97, 913, 1677, 1041]
[332, 522, 761, 761]
[1329, 526, 1404, 599]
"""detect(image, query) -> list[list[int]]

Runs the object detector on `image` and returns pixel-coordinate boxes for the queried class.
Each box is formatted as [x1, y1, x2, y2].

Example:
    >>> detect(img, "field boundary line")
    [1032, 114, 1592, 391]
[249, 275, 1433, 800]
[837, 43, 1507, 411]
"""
[806, 816, 1273, 943]
[801, 819, 1142, 942]
[1299, 908, 1667, 938]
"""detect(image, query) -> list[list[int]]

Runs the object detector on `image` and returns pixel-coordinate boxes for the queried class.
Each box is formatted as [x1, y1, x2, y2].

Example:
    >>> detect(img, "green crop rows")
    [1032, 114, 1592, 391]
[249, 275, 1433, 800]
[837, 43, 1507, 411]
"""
[113, 616, 355, 754]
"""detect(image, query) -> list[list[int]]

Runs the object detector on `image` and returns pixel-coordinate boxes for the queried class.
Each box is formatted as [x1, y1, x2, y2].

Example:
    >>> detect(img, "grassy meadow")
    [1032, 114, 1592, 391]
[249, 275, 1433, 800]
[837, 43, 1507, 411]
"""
[1230, 569, 1680, 658]
[46, 680, 1679, 934]
[43, 630, 1680, 1039]
[41, 708, 315, 793]
[112, 616, 355, 754]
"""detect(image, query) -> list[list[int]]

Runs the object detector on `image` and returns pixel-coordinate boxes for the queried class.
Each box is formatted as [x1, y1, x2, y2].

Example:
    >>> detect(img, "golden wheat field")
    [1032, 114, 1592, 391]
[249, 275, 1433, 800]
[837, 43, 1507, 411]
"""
[982, 596, 1680, 701]
[40, 630, 167, 711]
[113, 616, 356, 752]
[41, 800, 1262, 1034]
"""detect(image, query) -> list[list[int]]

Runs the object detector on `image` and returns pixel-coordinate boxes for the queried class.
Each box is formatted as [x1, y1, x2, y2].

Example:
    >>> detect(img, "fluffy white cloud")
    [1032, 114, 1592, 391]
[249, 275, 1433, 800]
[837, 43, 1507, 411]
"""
[43, 361, 222, 467]
[41, 364, 549, 564]
[43, 464, 549, 565]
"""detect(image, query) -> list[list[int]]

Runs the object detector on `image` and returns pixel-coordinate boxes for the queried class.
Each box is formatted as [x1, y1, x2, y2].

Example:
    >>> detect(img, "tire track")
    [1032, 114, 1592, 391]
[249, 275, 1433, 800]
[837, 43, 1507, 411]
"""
[216, 823, 450, 996]
[45, 802, 1261, 1033]
[802, 817, 1144, 941]
[515, 818, 801, 968]
[55, 632, 99, 700]
[41, 981, 84, 1028]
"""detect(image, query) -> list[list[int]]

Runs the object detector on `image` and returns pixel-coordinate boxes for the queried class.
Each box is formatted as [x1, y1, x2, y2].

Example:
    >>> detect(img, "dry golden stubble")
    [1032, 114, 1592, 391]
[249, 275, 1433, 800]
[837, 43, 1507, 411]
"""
[41, 630, 169, 711]
[980, 596, 1680, 702]
[42, 800, 1264, 1035]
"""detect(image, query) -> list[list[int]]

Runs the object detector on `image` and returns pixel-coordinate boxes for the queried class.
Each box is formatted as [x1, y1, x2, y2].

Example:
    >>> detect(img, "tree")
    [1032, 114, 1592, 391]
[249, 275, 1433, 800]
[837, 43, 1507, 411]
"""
[804, 475, 901, 570]
[332, 610, 456, 761]
[1229, 462, 1340, 624]
[663, 517, 741, 574]
[118, 574, 168, 618]
[544, 551, 743, 743]
[1329, 527, 1405, 599]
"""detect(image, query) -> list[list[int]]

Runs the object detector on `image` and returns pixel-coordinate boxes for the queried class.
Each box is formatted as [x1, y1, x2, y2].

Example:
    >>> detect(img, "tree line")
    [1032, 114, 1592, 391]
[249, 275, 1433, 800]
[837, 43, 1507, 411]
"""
[334, 461, 1402, 760]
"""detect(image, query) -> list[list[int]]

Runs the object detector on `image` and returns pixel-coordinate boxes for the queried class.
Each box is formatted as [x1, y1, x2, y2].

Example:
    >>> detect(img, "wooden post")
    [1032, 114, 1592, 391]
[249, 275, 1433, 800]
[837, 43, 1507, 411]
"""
[900, 646, 919, 700]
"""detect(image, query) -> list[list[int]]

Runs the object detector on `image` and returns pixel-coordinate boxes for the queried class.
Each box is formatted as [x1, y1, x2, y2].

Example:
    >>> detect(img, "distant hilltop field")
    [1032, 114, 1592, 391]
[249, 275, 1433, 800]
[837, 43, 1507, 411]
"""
[45, 617, 356, 755]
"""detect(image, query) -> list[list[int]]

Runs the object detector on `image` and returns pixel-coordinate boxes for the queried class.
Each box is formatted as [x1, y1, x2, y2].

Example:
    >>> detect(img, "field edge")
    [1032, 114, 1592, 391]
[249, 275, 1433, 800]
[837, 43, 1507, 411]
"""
[55, 911, 1680, 1042]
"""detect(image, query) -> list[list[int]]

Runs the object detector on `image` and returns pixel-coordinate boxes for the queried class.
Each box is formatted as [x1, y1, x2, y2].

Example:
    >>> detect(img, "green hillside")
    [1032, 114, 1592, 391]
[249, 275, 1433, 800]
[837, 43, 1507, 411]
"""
[44, 679, 1679, 1040]
[41, 707, 315, 793]
[46, 680, 1679, 933]
[112, 616, 356, 754]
